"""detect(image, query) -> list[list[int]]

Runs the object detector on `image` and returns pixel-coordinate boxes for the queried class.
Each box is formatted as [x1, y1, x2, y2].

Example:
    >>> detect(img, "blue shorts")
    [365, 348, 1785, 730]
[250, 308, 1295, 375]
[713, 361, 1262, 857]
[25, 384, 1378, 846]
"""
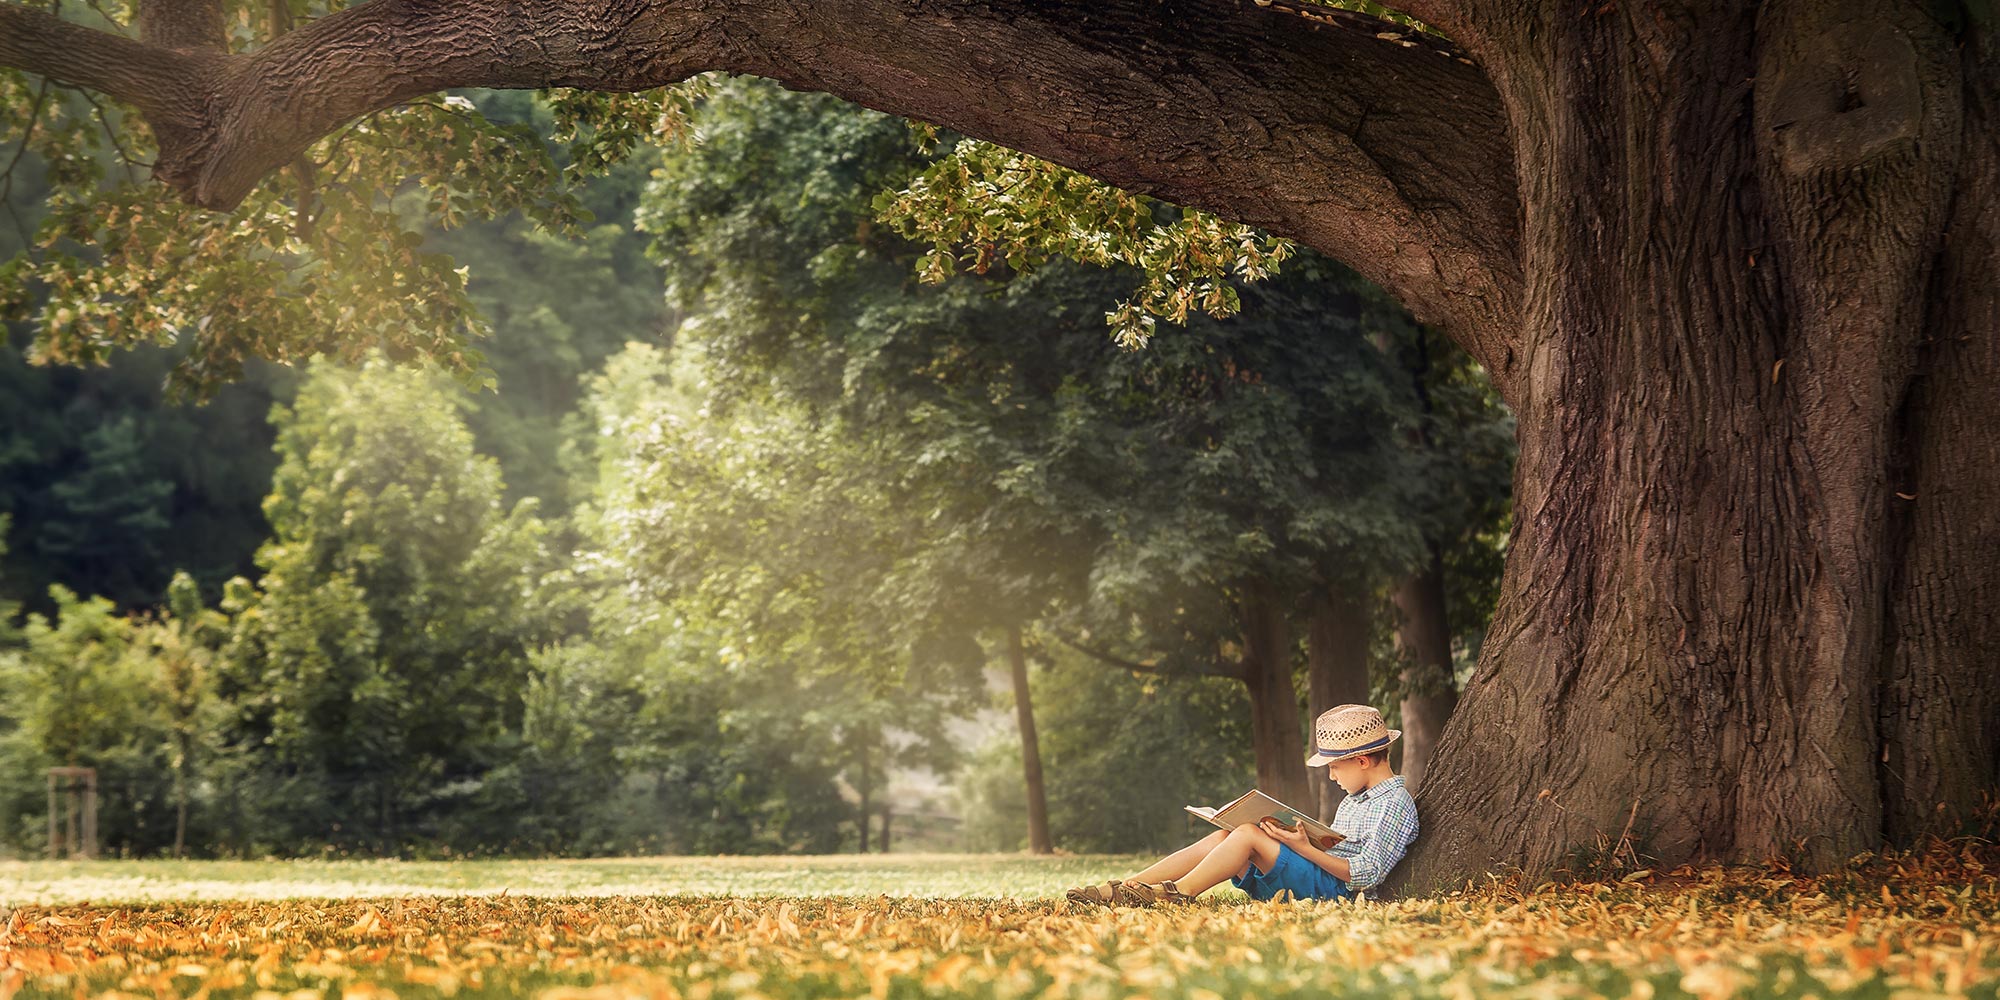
[1231, 844, 1356, 902]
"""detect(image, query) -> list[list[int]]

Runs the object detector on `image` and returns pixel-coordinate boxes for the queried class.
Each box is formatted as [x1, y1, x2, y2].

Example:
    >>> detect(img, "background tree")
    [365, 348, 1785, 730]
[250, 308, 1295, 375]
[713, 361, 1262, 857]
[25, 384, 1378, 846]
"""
[572, 342, 970, 853]
[0, 345, 294, 615]
[153, 570, 224, 857]
[416, 89, 673, 518]
[0, 584, 184, 854]
[212, 357, 566, 855]
[955, 648, 1257, 853]
[640, 80, 1507, 820]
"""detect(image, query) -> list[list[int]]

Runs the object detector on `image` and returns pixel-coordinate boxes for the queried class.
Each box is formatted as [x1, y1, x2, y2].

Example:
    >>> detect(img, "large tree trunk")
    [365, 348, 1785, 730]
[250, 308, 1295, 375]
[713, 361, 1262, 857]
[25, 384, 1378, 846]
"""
[1307, 584, 1373, 821]
[1007, 625, 1054, 854]
[1239, 580, 1312, 810]
[1392, 545, 1458, 794]
[1880, 21, 2000, 842]
[1399, 0, 2000, 892]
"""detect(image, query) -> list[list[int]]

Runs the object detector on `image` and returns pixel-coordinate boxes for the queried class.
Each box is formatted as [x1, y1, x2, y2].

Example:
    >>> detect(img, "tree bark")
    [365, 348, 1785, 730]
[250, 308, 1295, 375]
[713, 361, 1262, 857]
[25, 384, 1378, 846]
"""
[1394, 0, 1994, 892]
[855, 738, 871, 854]
[1239, 580, 1312, 810]
[1392, 545, 1458, 794]
[174, 795, 187, 859]
[1307, 584, 1373, 821]
[1880, 20, 2000, 840]
[1007, 624, 1054, 854]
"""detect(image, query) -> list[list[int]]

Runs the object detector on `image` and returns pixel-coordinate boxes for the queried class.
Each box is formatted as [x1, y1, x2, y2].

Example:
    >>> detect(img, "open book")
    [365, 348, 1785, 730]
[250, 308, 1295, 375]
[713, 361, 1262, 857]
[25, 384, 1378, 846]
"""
[1185, 789, 1345, 850]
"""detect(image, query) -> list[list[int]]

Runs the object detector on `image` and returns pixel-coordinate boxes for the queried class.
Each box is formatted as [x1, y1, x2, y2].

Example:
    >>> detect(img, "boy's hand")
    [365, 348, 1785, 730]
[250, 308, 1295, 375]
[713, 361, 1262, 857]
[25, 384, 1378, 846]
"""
[1258, 818, 1311, 851]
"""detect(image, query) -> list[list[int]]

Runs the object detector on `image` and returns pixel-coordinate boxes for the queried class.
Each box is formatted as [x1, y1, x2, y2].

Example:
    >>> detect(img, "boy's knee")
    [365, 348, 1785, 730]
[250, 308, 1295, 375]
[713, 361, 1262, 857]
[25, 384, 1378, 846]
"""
[1225, 824, 1267, 844]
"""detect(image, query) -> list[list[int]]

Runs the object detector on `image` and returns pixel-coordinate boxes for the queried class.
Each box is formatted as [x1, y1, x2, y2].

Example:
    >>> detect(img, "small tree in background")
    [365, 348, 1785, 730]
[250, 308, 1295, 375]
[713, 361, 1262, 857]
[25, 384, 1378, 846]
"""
[0, 585, 180, 855]
[571, 342, 971, 854]
[212, 356, 566, 855]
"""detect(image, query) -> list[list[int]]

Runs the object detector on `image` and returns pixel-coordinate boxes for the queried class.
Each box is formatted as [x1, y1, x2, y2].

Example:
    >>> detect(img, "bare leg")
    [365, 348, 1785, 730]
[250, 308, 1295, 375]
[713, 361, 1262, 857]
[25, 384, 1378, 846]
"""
[1127, 829, 1227, 884]
[1172, 824, 1283, 896]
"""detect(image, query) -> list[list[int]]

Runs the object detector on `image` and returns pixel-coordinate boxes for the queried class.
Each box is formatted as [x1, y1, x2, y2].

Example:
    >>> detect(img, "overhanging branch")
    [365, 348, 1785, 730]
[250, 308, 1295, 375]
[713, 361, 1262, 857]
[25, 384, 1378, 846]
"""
[0, 0, 1525, 386]
[0, 5, 205, 115]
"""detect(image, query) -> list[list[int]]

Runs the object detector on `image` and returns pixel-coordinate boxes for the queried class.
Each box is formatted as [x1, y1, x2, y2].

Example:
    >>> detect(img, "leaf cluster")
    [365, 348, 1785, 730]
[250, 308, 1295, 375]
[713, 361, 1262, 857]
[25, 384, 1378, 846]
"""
[875, 139, 1293, 349]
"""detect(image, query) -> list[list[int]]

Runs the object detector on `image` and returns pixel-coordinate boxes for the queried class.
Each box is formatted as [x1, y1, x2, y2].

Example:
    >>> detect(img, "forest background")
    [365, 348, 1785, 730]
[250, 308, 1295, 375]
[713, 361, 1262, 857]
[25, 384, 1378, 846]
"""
[0, 80, 1513, 861]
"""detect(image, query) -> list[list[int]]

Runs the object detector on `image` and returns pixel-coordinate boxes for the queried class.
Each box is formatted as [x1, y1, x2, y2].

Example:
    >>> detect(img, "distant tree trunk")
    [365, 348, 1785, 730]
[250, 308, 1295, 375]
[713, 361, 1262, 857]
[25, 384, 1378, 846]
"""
[880, 805, 892, 853]
[856, 740, 871, 854]
[1239, 579, 1312, 809]
[1008, 625, 1054, 854]
[1307, 583, 1373, 821]
[1393, 545, 1459, 793]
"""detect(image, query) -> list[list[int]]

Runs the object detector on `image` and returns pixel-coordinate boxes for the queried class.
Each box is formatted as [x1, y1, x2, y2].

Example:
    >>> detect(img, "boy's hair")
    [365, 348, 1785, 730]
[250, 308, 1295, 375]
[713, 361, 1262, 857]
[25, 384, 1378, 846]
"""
[1344, 750, 1387, 768]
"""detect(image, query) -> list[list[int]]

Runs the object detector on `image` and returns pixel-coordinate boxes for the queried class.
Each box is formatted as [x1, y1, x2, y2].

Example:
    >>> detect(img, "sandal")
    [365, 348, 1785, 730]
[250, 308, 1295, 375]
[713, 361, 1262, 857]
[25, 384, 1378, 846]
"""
[1064, 880, 1128, 907]
[1115, 879, 1198, 907]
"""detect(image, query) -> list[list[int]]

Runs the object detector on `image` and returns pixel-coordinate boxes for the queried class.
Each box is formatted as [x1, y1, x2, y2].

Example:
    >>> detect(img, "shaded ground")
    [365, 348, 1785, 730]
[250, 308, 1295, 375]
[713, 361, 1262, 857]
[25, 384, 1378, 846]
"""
[1, 845, 1996, 1000]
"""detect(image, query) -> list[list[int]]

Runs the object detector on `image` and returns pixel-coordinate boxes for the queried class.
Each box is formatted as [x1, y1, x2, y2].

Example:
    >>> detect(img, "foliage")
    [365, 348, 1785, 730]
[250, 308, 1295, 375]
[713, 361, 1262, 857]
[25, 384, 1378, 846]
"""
[0, 89, 283, 617]
[409, 90, 674, 518]
[640, 79, 1489, 675]
[505, 621, 862, 857]
[209, 357, 568, 856]
[638, 79, 1512, 850]
[0, 82, 668, 616]
[0, 11, 702, 400]
[0, 515, 17, 643]
[2, 842, 1996, 1000]
[0, 585, 188, 855]
[876, 139, 1293, 348]
[0, 43, 1516, 865]
[0, 341, 292, 614]
[957, 648, 1256, 854]
[569, 342, 970, 852]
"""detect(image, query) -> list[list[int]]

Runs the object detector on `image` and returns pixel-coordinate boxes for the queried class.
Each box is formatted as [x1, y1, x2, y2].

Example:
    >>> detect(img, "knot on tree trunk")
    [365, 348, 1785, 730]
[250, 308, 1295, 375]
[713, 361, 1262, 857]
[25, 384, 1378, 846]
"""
[1760, 18, 1928, 175]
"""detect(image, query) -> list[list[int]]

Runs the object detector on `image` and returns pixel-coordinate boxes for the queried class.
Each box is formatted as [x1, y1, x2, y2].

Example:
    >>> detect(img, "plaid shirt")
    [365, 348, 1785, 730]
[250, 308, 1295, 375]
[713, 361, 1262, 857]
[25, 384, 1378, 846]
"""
[1324, 774, 1419, 892]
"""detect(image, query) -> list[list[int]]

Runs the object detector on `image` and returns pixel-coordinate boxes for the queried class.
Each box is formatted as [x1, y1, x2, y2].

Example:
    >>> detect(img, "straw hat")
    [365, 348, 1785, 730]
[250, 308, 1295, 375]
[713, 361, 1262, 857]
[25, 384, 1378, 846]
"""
[1305, 704, 1401, 767]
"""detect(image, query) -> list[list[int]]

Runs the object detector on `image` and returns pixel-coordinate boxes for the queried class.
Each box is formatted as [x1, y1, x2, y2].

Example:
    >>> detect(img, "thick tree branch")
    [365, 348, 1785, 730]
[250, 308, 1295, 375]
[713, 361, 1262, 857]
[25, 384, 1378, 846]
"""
[138, 0, 225, 51]
[0, 5, 207, 113]
[0, 0, 1524, 387]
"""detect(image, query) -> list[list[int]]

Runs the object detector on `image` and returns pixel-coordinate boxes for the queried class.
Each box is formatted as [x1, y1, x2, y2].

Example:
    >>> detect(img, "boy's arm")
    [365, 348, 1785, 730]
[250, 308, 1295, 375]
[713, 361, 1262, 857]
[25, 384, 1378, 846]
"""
[1261, 820, 1354, 880]
[1340, 801, 1421, 891]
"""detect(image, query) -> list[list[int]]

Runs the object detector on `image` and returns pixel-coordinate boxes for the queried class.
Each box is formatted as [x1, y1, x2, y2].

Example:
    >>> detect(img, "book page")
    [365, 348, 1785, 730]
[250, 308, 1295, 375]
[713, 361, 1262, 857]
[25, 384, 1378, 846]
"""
[1186, 789, 1344, 848]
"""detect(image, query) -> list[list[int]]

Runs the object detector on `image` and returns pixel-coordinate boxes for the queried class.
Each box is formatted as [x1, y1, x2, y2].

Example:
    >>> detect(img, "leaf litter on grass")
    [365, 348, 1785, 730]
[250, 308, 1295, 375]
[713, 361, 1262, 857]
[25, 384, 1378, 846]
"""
[1, 840, 1995, 1000]
[0, 855, 1150, 906]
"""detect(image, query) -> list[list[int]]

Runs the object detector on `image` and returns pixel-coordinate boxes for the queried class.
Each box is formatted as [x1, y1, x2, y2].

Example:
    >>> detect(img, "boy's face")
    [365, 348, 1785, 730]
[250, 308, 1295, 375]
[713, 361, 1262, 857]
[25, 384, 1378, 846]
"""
[1327, 755, 1373, 793]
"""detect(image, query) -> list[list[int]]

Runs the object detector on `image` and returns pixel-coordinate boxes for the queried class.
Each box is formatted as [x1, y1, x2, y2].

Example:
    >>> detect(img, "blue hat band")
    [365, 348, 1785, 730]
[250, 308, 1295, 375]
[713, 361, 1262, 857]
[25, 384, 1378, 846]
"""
[1317, 733, 1393, 758]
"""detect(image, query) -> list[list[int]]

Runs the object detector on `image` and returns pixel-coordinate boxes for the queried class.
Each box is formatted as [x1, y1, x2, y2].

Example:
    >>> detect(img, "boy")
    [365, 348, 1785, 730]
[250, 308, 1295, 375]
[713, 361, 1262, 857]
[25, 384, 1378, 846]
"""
[1065, 704, 1420, 906]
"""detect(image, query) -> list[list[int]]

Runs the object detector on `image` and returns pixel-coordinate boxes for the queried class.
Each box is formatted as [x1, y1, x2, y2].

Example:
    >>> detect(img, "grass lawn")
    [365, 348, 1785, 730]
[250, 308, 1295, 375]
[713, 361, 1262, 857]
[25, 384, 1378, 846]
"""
[2, 847, 1995, 1000]
[0, 854, 1165, 906]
